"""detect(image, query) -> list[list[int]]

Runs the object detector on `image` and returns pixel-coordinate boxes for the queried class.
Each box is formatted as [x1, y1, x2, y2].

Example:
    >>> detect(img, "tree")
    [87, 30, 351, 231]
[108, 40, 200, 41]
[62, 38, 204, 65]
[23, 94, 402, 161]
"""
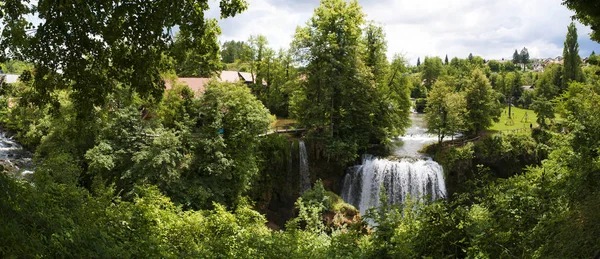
[445, 55, 449, 65]
[562, 22, 584, 86]
[532, 97, 554, 129]
[512, 49, 521, 65]
[536, 63, 562, 99]
[221, 40, 247, 63]
[487, 60, 501, 72]
[0, 0, 248, 115]
[363, 22, 389, 84]
[468, 53, 474, 62]
[0, 60, 33, 74]
[562, 0, 600, 42]
[464, 69, 502, 135]
[421, 56, 444, 89]
[364, 24, 411, 141]
[172, 27, 223, 77]
[520, 47, 530, 71]
[417, 57, 421, 67]
[425, 80, 466, 147]
[247, 35, 270, 84]
[381, 55, 412, 137]
[264, 49, 298, 117]
[290, 0, 387, 163]
[183, 81, 271, 208]
[588, 51, 599, 65]
[501, 71, 523, 118]
[531, 64, 562, 128]
[503, 61, 517, 72]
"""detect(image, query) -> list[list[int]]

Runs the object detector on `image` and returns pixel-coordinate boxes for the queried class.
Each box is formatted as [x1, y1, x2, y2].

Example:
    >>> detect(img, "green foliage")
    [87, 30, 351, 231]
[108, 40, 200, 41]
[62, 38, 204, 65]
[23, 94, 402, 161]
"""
[519, 47, 530, 71]
[157, 83, 199, 130]
[262, 49, 298, 117]
[421, 56, 445, 89]
[300, 179, 357, 217]
[0, 177, 274, 258]
[532, 97, 555, 128]
[221, 40, 248, 64]
[301, 180, 330, 210]
[1, 1, 600, 258]
[0, 60, 33, 74]
[171, 27, 224, 77]
[180, 81, 271, 208]
[487, 60, 501, 72]
[473, 134, 539, 177]
[531, 64, 564, 128]
[0, 0, 247, 114]
[464, 69, 502, 134]
[512, 49, 520, 64]
[562, 22, 584, 86]
[290, 0, 410, 164]
[425, 79, 467, 146]
[562, 0, 600, 42]
[588, 51, 600, 65]
[374, 54, 412, 142]
[500, 71, 524, 107]
[502, 61, 517, 72]
[414, 98, 427, 113]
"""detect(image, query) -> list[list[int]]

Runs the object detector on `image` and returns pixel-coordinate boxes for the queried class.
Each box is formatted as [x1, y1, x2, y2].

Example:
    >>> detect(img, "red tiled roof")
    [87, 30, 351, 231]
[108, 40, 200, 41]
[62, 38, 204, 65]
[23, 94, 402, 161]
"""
[164, 71, 261, 97]
[238, 72, 254, 82]
[165, 77, 211, 96]
[220, 71, 242, 83]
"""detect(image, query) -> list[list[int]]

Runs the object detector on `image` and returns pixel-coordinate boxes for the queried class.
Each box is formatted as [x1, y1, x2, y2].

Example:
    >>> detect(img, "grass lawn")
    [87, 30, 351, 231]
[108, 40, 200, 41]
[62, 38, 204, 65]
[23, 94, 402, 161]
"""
[489, 106, 538, 133]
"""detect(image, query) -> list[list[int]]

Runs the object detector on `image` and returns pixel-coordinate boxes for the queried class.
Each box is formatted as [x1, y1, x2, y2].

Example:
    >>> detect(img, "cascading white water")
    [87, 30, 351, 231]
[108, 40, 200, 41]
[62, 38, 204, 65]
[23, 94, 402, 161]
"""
[342, 156, 447, 216]
[287, 141, 294, 190]
[299, 140, 311, 193]
[341, 113, 448, 215]
[0, 131, 34, 178]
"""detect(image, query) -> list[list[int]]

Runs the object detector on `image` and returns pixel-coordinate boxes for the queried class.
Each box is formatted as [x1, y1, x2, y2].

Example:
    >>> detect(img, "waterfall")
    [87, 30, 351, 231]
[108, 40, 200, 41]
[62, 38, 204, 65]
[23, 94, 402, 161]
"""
[340, 113, 449, 215]
[341, 155, 447, 216]
[299, 140, 311, 193]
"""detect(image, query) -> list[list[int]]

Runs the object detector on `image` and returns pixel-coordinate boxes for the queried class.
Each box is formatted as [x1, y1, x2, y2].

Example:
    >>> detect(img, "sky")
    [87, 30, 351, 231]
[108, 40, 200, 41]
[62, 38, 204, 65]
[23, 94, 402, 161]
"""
[205, 0, 600, 65]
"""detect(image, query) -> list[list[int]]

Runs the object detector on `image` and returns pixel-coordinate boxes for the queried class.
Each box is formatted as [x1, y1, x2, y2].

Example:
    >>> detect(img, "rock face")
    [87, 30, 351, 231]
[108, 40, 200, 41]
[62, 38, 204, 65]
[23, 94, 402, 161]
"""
[257, 138, 349, 229]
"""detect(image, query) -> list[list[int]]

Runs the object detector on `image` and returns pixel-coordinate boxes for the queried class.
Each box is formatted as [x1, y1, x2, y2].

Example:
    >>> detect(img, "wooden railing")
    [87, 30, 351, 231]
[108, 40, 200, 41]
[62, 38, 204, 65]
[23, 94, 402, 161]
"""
[443, 136, 481, 149]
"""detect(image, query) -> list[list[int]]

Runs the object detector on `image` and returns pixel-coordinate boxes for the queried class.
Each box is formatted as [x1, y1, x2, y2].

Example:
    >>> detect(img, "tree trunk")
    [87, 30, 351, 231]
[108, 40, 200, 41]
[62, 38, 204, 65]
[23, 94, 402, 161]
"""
[508, 98, 512, 119]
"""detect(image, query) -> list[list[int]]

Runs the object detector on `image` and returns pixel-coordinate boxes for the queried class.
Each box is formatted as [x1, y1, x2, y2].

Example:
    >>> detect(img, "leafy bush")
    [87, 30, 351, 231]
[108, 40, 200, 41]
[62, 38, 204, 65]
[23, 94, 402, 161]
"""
[414, 98, 427, 113]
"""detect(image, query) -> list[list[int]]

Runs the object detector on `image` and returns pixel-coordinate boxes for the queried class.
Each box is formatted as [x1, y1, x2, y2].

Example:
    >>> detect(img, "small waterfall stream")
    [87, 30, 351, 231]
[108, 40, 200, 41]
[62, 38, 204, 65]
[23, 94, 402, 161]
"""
[299, 140, 311, 193]
[0, 131, 34, 178]
[341, 113, 448, 215]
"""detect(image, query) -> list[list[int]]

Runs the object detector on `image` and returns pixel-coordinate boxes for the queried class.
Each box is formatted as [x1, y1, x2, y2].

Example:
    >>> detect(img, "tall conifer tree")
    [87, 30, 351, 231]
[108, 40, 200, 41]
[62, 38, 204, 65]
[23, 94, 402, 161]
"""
[562, 22, 584, 87]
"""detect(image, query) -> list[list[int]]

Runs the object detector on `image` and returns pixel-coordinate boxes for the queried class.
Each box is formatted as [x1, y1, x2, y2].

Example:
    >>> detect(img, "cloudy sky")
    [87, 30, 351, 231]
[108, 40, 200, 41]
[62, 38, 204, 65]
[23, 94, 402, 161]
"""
[206, 0, 600, 64]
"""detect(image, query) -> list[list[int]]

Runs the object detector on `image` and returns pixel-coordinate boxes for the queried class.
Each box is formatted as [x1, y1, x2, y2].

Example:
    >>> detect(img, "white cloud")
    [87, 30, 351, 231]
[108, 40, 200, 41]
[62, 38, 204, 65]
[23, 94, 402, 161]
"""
[211, 0, 600, 64]
[208, 0, 313, 51]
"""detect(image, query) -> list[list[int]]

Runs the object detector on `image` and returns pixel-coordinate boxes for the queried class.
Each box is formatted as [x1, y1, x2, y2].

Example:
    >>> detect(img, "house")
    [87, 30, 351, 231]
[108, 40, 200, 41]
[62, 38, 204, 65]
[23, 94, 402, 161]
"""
[532, 64, 544, 72]
[522, 85, 534, 91]
[164, 71, 259, 97]
[0, 74, 20, 84]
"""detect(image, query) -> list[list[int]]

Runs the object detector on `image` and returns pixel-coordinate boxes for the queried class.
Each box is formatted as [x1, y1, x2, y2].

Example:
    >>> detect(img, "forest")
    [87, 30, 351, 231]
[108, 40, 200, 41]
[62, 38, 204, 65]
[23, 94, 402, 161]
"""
[0, 0, 599, 258]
